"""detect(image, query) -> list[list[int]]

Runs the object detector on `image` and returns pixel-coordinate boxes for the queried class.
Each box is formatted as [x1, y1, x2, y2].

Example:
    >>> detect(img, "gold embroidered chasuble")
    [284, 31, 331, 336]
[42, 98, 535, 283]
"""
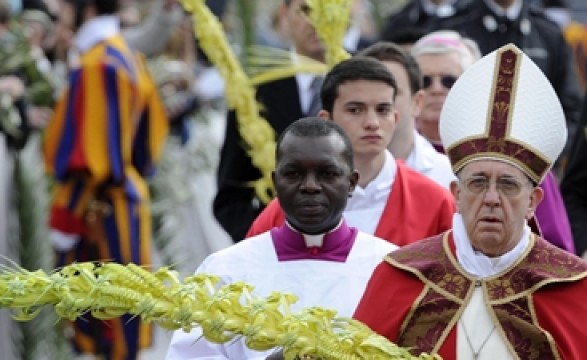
[386, 232, 587, 358]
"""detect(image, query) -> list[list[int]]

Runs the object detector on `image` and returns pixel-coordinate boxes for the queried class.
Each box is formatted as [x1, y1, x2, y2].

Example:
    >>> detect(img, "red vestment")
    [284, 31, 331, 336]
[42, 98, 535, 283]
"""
[246, 162, 455, 245]
[354, 232, 587, 359]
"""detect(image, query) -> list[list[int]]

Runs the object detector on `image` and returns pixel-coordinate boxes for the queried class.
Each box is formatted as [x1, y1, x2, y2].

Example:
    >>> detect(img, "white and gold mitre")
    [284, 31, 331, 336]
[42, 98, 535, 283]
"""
[439, 43, 567, 184]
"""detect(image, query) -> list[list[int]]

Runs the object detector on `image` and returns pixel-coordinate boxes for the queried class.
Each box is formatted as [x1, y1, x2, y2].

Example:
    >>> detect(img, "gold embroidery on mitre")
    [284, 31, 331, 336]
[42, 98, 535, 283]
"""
[447, 45, 550, 182]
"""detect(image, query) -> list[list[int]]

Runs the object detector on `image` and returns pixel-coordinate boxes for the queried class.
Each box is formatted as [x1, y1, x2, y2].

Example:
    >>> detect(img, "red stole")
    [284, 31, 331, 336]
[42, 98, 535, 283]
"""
[246, 162, 455, 246]
[354, 232, 587, 359]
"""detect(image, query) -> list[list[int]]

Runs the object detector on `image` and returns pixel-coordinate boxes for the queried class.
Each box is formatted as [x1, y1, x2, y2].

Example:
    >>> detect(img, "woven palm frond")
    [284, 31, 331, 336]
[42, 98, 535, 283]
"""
[11, 136, 71, 360]
[0, 262, 441, 360]
[246, 45, 328, 86]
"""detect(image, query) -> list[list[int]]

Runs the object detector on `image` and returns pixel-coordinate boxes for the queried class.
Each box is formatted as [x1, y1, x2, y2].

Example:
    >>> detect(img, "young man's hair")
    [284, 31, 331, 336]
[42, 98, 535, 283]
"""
[358, 41, 423, 95]
[320, 57, 398, 114]
[276, 117, 354, 170]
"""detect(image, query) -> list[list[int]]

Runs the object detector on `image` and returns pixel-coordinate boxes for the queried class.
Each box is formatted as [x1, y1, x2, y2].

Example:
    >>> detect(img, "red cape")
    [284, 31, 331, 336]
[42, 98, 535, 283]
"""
[246, 162, 455, 246]
[354, 233, 587, 359]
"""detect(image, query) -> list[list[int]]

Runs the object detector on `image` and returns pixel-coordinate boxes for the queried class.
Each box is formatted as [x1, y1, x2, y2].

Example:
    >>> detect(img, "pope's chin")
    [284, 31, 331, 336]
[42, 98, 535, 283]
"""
[470, 228, 509, 256]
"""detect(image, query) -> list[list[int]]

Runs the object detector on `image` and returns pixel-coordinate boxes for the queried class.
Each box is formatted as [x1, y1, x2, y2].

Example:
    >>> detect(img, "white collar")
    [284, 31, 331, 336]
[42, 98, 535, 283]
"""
[421, 0, 458, 17]
[352, 150, 396, 198]
[453, 213, 531, 278]
[73, 15, 120, 54]
[406, 130, 438, 171]
[285, 220, 343, 248]
[483, 0, 523, 20]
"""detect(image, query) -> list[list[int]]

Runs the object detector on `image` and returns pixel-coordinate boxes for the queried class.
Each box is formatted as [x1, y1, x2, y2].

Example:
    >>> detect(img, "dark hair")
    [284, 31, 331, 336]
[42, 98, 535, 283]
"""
[276, 117, 354, 170]
[320, 57, 398, 113]
[63, 0, 119, 27]
[358, 41, 423, 94]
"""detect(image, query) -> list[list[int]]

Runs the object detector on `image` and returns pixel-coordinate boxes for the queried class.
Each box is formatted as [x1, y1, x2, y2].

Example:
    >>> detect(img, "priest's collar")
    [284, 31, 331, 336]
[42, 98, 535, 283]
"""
[271, 220, 358, 262]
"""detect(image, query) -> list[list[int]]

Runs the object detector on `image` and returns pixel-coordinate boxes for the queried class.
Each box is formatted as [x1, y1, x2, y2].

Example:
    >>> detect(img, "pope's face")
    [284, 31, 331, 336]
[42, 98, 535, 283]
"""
[451, 160, 543, 256]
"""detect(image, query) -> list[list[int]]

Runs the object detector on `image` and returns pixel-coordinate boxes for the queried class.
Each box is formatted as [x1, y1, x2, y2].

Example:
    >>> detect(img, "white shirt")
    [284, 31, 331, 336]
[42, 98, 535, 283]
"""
[295, 72, 319, 115]
[165, 231, 396, 359]
[344, 151, 396, 234]
[457, 288, 513, 359]
[405, 130, 456, 189]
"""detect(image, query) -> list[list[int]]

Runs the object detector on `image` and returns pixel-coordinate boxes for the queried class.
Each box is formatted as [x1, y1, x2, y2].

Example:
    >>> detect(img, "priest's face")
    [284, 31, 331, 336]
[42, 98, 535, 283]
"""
[451, 160, 543, 257]
[273, 133, 358, 235]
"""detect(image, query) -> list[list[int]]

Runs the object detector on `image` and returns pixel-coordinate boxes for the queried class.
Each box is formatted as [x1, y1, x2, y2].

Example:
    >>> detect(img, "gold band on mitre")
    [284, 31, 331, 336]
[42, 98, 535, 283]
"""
[440, 44, 566, 183]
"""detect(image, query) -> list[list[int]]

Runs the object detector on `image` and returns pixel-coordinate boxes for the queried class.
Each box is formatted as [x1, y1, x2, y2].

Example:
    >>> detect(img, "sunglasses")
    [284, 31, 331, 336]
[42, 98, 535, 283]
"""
[422, 74, 458, 89]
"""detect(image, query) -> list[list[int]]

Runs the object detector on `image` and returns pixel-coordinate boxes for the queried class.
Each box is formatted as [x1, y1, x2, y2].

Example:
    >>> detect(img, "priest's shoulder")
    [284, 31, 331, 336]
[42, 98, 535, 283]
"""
[357, 230, 399, 254]
[199, 231, 275, 270]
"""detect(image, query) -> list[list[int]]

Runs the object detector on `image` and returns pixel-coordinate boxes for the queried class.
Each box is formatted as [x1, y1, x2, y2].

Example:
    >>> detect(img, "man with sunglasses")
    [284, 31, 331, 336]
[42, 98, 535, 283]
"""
[411, 30, 481, 153]
[354, 43, 587, 359]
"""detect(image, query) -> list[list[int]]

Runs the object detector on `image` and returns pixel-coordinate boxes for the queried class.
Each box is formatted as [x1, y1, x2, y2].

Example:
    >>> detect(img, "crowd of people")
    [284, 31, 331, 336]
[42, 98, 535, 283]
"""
[1, 0, 587, 359]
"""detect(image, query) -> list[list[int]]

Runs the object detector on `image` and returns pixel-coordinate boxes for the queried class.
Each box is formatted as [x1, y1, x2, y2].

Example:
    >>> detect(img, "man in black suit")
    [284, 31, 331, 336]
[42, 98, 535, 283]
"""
[437, 0, 582, 169]
[214, 0, 327, 241]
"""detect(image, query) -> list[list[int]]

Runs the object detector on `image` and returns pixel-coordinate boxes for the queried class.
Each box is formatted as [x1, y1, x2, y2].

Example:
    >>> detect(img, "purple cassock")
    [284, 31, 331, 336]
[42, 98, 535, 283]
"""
[534, 171, 575, 253]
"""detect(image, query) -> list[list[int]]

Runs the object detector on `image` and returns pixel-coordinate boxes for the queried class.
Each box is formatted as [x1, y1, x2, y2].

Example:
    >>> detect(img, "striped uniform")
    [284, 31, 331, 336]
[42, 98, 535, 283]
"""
[43, 34, 168, 360]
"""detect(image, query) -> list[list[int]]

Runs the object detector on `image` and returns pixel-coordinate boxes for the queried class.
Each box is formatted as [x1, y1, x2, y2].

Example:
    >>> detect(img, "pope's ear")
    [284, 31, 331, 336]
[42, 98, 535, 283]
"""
[450, 179, 461, 213]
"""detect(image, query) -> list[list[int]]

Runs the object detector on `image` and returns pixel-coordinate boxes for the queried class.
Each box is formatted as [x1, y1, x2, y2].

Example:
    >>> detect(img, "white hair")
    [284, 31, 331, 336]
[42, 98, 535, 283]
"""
[411, 30, 481, 71]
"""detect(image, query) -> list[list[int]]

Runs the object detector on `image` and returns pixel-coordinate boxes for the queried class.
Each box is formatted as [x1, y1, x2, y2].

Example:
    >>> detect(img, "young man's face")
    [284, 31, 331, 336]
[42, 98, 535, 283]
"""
[325, 80, 398, 161]
[273, 133, 358, 234]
